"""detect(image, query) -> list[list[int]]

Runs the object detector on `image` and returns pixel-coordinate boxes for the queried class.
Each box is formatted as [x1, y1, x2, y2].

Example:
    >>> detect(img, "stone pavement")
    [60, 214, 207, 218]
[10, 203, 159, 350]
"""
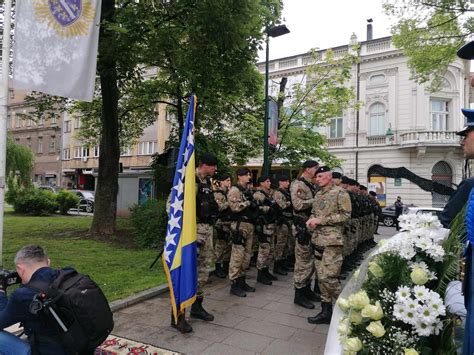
[112, 226, 396, 354]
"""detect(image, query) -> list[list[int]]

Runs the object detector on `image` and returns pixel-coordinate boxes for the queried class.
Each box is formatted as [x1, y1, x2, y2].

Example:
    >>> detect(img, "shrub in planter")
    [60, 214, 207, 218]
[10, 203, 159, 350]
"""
[130, 199, 168, 248]
[56, 190, 80, 215]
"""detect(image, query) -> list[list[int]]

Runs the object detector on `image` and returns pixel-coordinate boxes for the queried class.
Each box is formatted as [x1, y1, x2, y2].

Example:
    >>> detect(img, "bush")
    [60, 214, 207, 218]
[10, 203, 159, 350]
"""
[11, 188, 58, 216]
[130, 199, 168, 248]
[56, 190, 80, 215]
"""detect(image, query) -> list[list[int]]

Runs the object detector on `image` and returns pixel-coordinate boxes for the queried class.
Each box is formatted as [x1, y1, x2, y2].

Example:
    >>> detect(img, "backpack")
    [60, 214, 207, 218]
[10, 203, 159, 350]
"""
[27, 268, 114, 353]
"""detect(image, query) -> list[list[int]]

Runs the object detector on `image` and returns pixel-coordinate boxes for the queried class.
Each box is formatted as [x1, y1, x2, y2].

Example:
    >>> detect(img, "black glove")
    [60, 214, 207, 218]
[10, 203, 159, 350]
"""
[231, 230, 245, 246]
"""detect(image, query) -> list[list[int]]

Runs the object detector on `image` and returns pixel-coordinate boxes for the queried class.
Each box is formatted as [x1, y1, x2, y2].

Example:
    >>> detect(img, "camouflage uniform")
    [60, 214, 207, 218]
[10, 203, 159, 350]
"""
[310, 184, 351, 304]
[253, 188, 276, 271]
[273, 187, 293, 262]
[196, 173, 218, 297]
[290, 177, 317, 289]
[228, 184, 255, 281]
[214, 187, 232, 264]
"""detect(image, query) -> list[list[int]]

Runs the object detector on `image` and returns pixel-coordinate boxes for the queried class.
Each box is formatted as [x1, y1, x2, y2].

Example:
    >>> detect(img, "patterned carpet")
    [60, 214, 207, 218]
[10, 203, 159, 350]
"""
[95, 335, 179, 355]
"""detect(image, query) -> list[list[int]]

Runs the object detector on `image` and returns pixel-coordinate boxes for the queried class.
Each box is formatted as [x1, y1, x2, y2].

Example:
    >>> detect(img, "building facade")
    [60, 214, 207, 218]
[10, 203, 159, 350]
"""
[259, 35, 469, 207]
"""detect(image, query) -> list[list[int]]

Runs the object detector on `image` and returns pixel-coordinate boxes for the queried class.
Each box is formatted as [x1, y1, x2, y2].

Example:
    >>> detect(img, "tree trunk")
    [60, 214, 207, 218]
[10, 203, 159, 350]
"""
[90, 0, 120, 235]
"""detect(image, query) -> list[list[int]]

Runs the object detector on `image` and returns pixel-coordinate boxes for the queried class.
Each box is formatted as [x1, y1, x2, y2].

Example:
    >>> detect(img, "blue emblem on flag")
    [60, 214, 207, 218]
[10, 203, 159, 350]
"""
[49, 0, 82, 27]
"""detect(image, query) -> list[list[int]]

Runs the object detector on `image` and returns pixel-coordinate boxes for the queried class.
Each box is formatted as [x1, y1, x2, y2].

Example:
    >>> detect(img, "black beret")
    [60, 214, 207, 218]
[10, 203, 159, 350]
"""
[199, 153, 218, 166]
[315, 166, 331, 174]
[332, 172, 342, 179]
[302, 160, 319, 169]
[347, 179, 357, 186]
[257, 175, 270, 184]
[217, 173, 231, 181]
[369, 191, 377, 197]
[236, 168, 250, 176]
[278, 174, 290, 182]
[360, 185, 367, 191]
[341, 176, 351, 184]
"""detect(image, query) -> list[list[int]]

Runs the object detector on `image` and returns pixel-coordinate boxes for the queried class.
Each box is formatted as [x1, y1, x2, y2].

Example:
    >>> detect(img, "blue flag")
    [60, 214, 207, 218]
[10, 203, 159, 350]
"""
[162, 95, 198, 322]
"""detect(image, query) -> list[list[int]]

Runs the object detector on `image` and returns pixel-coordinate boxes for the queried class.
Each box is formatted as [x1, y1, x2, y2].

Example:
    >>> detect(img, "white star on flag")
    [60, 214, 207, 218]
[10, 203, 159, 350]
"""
[170, 198, 183, 213]
[165, 230, 177, 246]
[168, 215, 181, 230]
[187, 131, 194, 145]
[163, 248, 172, 263]
[173, 179, 184, 196]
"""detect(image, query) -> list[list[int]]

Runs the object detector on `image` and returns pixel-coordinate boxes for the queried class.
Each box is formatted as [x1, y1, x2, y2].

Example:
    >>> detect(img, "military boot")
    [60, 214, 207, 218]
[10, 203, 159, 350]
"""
[313, 281, 321, 297]
[307, 302, 333, 324]
[242, 276, 256, 292]
[230, 278, 247, 297]
[214, 262, 227, 279]
[257, 269, 272, 285]
[171, 311, 193, 333]
[190, 296, 214, 321]
[294, 287, 315, 309]
[304, 284, 320, 302]
[264, 267, 278, 281]
[273, 260, 288, 276]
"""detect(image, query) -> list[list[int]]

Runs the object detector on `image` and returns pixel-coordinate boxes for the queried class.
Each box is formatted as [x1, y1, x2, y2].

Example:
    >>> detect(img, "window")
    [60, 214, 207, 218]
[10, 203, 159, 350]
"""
[73, 146, 89, 158]
[82, 146, 90, 158]
[369, 74, 385, 85]
[368, 103, 386, 136]
[50, 115, 57, 125]
[329, 117, 343, 138]
[38, 116, 44, 125]
[63, 148, 70, 160]
[93, 145, 99, 157]
[37, 138, 43, 154]
[26, 119, 32, 127]
[74, 117, 81, 129]
[26, 138, 31, 149]
[64, 120, 71, 133]
[138, 141, 157, 155]
[15, 115, 21, 128]
[430, 99, 449, 131]
[121, 147, 132, 156]
[49, 137, 56, 153]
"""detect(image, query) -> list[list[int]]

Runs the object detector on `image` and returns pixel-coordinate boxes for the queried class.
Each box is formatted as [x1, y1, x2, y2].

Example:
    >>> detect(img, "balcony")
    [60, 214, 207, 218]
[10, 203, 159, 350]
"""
[367, 135, 388, 145]
[399, 131, 460, 147]
[327, 137, 345, 147]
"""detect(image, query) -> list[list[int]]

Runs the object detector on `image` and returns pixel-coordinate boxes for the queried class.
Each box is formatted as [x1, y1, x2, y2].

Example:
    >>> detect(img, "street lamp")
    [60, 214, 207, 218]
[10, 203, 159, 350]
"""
[263, 24, 290, 176]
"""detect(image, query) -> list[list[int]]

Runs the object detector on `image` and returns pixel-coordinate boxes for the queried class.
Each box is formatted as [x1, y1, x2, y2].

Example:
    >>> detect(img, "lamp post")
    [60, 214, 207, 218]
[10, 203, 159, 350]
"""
[263, 24, 290, 176]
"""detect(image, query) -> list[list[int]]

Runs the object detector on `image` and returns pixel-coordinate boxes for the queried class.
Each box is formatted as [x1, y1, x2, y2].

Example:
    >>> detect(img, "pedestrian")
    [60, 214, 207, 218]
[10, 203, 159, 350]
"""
[306, 166, 352, 324]
[394, 196, 404, 231]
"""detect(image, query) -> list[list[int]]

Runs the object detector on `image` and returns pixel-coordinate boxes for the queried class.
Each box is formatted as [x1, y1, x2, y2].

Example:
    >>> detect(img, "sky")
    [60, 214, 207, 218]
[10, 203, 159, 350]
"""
[258, 0, 396, 62]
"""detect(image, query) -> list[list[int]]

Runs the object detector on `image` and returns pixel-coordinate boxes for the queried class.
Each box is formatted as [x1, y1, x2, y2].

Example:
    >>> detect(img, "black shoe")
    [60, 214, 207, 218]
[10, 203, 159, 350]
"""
[294, 288, 315, 309]
[274, 260, 288, 276]
[214, 263, 227, 279]
[304, 284, 320, 302]
[171, 311, 193, 333]
[230, 278, 247, 297]
[257, 269, 272, 285]
[264, 267, 278, 281]
[313, 281, 321, 297]
[308, 302, 333, 324]
[242, 277, 256, 292]
[190, 297, 214, 321]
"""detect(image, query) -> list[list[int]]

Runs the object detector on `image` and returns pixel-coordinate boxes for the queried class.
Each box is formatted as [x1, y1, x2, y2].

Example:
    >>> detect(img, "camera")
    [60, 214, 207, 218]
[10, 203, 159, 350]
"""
[0, 268, 20, 288]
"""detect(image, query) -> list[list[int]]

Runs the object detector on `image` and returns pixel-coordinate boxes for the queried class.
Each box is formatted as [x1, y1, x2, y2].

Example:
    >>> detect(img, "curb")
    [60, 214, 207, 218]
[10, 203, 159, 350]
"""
[110, 283, 169, 312]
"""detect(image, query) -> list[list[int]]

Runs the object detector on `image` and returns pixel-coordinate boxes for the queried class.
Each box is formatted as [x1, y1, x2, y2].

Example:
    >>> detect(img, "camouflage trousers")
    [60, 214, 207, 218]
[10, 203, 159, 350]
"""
[214, 222, 232, 263]
[197, 223, 214, 297]
[274, 223, 291, 261]
[314, 245, 343, 304]
[292, 225, 315, 289]
[257, 224, 275, 270]
[228, 221, 254, 281]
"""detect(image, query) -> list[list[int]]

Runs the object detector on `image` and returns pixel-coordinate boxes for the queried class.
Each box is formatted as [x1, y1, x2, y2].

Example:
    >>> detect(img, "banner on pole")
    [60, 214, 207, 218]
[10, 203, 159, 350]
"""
[12, 0, 102, 102]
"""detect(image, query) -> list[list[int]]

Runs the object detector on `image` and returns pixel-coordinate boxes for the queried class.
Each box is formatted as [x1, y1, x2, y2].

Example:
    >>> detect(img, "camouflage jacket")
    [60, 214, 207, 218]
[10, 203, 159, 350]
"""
[310, 184, 352, 246]
[273, 188, 292, 217]
[228, 184, 252, 215]
[214, 187, 229, 212]
[290, 176, 317, 219]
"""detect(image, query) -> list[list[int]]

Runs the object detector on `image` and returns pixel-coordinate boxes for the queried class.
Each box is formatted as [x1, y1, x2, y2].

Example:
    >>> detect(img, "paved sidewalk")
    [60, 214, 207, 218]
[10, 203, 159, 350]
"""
[112, 226, 396, 354]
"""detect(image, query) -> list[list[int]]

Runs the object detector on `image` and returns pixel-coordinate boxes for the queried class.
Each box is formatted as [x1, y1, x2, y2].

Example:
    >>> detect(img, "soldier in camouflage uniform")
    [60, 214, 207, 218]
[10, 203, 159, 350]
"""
[191, 153, 219, 323]
[290, 160, 320, 309]
[273, 175, 293, 276]
[228, 168, 257, 297]
[214, 174, 233, 279]
[306, 166, 352, 324]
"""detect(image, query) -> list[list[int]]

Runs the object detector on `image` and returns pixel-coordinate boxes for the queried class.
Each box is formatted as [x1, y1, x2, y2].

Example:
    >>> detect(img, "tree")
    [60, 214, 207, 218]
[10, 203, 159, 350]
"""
[384, 0, 472, 89]
[270, 48, 359, 168]
[6, 136, 34, 187]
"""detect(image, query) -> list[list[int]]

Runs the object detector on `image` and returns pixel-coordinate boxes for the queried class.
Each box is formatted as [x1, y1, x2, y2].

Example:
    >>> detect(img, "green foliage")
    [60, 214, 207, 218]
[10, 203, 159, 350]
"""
[384, 0, 469, 90]
[6, 137, 34, 188]
[9, 188, 58, 216]
[129, 199, 168, 248]
[56, 190, 81, 215]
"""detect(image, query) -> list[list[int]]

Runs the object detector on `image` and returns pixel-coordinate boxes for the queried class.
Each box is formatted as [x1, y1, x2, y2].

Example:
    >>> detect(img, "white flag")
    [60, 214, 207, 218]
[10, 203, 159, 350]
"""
[12, 0, 102, 102]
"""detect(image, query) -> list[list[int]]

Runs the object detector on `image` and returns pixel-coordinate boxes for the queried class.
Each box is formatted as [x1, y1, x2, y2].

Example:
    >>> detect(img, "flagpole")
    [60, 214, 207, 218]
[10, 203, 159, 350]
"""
[0, 0, 13, 265]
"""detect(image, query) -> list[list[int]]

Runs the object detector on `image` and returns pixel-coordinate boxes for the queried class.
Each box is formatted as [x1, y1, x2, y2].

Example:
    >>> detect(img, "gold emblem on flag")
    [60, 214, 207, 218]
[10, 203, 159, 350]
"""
[34, 0, 96, 38]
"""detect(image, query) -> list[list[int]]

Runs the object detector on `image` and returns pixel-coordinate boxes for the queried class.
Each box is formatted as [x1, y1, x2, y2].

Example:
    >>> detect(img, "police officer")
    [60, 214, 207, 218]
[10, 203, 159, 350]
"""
[214, 174, 233, 279]
[290, 160, 320, 309]
[254, 176, 278, 285]
[228, 168, 257, 297]
[192, 153, 219, 322]
[273, 175, 293, 275]
[306, 166, 351, 324]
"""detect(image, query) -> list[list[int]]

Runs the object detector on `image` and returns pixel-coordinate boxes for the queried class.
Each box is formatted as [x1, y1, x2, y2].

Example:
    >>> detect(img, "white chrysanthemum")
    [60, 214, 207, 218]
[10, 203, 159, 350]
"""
[402, 307, 417, 325]
[418, 305, 437, 324]
[433, 321, 443, 335]
[414, 319, 435, 337]
[424, 244, 445, 262]
[396, 286, 411, 301]
[413, 286, 429, 301]
[393, 303, 407, 319]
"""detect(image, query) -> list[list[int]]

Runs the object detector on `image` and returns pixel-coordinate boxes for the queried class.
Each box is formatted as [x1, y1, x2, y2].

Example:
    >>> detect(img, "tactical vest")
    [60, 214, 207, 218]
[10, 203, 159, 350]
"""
[277, 188, 293, 218]
[216, 189, 232, 221]
[196, 175, 218, 224]
[257, 189, 278, 224]
[295, 177, 317, 218]
[233, 184, 255, 222]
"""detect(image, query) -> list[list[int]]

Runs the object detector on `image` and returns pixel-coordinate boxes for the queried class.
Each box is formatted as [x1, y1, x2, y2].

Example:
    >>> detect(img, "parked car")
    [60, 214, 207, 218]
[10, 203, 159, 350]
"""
[380, 204, 410, 227]
[70, 190, 95, 213]
[38, 186, 61, 194]
[407, 207, 443, 219]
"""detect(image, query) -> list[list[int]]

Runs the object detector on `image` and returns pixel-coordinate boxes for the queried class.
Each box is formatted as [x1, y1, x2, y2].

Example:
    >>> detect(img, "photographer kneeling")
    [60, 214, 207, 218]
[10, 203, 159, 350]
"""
[0, 245, 67, 354]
